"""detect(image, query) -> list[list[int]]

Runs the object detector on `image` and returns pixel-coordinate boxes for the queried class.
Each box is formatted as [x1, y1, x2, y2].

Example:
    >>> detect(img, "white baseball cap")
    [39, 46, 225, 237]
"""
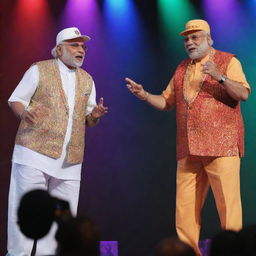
[51, 27, 90, 57]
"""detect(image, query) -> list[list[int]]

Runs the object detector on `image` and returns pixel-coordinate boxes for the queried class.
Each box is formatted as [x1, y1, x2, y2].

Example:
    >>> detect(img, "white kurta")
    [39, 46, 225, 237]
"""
[7, 59, 97, 256]
[8, 59, 97, 180]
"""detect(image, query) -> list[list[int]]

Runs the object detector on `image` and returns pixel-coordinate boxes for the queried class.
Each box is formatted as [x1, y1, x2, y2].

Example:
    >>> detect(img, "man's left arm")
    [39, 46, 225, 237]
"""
[85, 81, 108, 127]
[203, 57, 250, 101]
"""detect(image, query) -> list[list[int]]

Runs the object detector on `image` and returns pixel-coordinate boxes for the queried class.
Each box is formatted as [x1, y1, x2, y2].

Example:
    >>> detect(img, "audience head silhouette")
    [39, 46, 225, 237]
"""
[154, 237, 196, 256]
[17, 189, 71, 239]
[56, 216, 100, 256]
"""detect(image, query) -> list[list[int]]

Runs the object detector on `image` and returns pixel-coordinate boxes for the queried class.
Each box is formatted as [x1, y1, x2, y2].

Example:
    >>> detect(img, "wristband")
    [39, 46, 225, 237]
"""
[90, 114, 99, 122]
[219, 75, 227, 84]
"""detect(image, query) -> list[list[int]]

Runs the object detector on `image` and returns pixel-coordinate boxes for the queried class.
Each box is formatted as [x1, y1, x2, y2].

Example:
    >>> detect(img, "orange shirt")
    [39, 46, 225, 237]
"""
[162, 53, 250, 108]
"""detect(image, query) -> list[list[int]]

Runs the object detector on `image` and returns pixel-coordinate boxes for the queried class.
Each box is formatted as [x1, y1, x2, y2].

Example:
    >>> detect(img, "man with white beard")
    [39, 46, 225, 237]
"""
[7, 27, 107, 256]
[126, 19, 250, 256]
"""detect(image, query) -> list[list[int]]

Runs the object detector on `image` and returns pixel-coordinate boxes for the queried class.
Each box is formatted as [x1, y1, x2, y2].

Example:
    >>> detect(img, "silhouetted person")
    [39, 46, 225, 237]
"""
[209, 230, 238, 256]
[155, 237, 196, 256]
[18, 189, 72, 239]
[56, 216, 100, 256]
[235, 225, 256, 256]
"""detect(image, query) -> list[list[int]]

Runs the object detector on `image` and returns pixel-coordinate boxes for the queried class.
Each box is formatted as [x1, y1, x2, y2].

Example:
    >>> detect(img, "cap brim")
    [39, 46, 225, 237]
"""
[64, 35, 91, 42]
[180, 29, 203, 36]
[80, 35, 91, 42]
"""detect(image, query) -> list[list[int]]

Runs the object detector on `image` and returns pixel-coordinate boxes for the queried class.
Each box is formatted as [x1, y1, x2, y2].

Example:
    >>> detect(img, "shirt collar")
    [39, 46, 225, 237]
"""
[56, 58, 76, 73]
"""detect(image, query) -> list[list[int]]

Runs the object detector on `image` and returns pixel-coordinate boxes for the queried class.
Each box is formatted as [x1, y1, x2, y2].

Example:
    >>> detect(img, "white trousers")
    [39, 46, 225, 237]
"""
[6, 163, 81, 256]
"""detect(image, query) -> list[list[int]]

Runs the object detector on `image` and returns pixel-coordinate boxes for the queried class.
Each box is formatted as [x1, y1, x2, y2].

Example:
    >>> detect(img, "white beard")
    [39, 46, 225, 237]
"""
[61, 47, 84, 68]
[186, 39, 209, 60]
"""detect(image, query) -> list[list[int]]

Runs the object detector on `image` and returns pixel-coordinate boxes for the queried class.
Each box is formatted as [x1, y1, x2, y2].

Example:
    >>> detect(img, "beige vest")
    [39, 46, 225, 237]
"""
[15, 59, 93, 164]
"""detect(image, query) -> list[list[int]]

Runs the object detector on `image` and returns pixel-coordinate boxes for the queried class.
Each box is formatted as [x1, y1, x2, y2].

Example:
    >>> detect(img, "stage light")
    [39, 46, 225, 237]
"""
[158, 0, 198, 48]
[17, 0, 48, 16]
[60, 0, 101, 30]
[202, 0, 247, 40]
[104, 0, 131, 14]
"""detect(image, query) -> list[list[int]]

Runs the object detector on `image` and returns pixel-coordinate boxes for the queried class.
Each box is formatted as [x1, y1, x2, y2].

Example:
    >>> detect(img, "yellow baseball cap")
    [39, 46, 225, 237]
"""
[180, 19, 210, 36]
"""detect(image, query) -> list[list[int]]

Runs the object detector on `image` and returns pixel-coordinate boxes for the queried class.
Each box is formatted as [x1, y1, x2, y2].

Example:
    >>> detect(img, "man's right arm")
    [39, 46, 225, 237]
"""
[143, 93, 168, 111]
[10, 102, 39, 125]
[10, 102, 26, 119]
[125, 77, 175, 111]
[9, 65, 39, 124]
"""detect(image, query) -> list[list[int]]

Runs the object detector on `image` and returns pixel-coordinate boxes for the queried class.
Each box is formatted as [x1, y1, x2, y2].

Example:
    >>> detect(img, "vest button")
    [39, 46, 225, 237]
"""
[188, 105, 192, 110]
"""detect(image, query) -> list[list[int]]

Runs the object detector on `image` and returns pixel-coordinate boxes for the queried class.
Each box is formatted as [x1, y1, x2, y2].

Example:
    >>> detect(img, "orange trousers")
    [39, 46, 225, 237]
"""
[176, 155, 242, 256]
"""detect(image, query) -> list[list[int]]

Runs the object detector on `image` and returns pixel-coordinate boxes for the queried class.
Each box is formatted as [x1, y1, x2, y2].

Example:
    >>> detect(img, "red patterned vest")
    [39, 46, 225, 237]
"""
[174, 50, 244, 160]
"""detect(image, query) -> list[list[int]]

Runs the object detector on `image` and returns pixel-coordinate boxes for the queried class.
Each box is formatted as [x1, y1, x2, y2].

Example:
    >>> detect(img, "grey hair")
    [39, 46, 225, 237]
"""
[51, 47, 57, 58]
[51, 42, 64, 58]
[204, 31, 214, 46]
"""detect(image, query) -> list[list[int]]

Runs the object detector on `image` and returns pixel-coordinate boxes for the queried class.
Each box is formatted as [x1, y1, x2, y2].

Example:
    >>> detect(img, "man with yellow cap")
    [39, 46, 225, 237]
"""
[126, 19, 250, 255]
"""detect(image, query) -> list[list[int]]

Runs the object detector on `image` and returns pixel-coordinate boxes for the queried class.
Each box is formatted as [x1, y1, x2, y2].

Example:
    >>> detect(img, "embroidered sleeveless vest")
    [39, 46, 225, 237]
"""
[173, 50, 244, 160]
[15, 59, 93, 164]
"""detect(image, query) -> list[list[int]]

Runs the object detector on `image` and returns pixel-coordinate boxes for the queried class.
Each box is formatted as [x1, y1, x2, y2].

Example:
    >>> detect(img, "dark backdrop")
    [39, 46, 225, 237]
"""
[1, 0, 256, 255]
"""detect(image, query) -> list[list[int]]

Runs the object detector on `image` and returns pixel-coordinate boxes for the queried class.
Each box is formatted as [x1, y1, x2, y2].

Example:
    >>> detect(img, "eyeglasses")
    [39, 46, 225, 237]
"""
[183, 34, 206, 43]
[60, 42, 88, 51]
